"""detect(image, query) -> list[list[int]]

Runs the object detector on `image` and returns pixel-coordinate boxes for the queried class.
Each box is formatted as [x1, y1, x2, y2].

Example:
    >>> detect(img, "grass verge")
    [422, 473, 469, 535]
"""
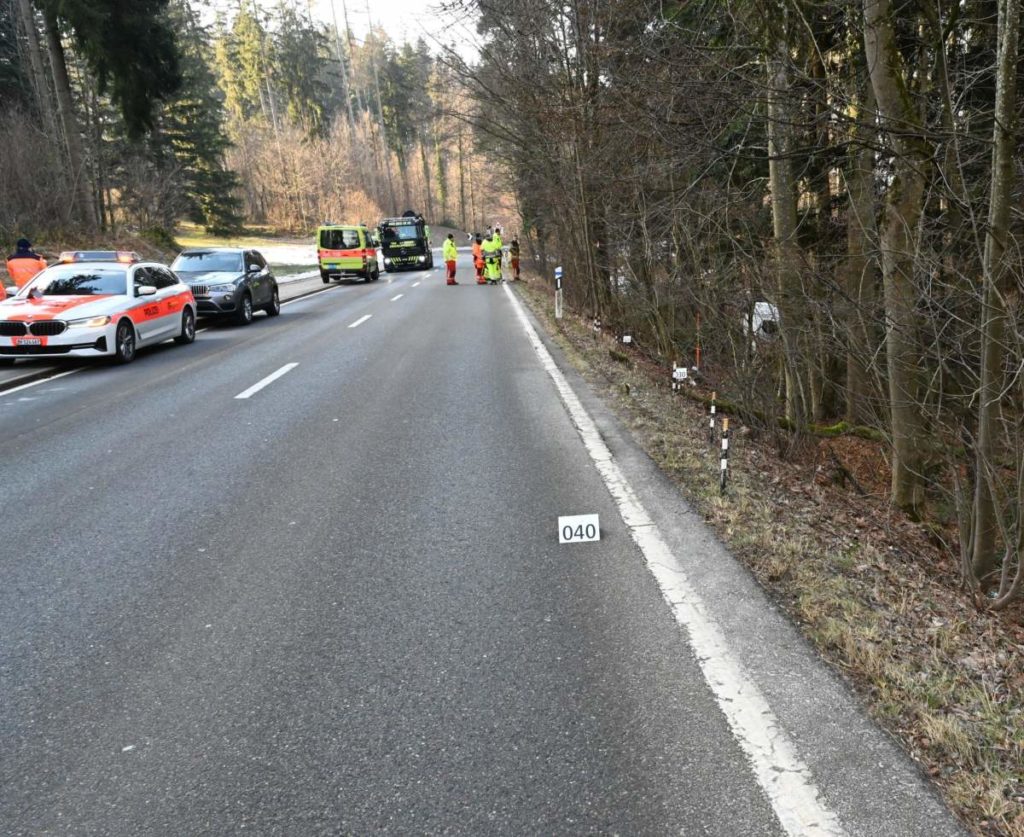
[513, 275, 1024, 837]
[174, 222, 309, 250]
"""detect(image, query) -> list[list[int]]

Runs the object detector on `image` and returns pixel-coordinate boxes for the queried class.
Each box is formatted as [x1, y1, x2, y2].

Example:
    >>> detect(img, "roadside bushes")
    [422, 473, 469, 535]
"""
[0, 108, 77, 239]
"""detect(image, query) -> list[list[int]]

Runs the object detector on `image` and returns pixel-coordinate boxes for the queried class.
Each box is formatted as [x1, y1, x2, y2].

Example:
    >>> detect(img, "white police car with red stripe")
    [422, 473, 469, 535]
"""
[0, 252, 196, 365]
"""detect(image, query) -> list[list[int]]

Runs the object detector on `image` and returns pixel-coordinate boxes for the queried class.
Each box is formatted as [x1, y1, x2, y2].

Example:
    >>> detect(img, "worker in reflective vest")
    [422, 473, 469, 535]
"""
[472, 234, 485, 284]
[492, 227, 504, 281]
[481, 233, 502, 284]
[443, 234, 458, 285]
[6, 238, 47, 289]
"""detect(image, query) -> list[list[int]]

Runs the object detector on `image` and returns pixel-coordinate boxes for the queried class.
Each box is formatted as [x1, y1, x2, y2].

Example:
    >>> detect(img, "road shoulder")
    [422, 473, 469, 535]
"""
[509, 279, 966, 837]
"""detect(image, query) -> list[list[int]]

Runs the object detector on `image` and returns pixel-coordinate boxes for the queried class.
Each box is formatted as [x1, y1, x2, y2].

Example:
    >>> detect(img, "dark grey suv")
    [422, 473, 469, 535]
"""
[171, 248, 280, 325]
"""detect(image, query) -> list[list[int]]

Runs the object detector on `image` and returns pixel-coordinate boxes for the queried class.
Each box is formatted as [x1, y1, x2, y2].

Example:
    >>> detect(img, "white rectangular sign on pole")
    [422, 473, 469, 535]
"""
[558, 514, 601, 544]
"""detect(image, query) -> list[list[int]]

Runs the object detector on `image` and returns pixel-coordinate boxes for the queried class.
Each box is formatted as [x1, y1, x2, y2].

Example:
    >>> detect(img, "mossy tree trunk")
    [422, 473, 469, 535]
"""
[863, 0, 930, 517]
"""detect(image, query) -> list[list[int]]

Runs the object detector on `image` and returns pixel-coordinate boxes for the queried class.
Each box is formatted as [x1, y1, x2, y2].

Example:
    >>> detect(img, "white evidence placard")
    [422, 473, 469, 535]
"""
[558, 514, 601, 544]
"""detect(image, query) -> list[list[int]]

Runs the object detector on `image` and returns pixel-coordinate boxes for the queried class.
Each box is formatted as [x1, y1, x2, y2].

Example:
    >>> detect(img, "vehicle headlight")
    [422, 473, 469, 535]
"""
[210, 284, 236, 293]
[384, 258, 391, 265]
[417, 256, 426, 262]
[67, 315, 111, 328]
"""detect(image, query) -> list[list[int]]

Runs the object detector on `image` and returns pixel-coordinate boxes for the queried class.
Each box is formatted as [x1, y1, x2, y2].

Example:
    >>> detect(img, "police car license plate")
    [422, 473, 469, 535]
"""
[16, 338, 42, 346]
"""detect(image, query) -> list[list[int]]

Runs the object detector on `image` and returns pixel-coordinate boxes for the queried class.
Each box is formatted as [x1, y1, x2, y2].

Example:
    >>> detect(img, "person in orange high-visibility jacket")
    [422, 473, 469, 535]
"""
[6, 238, 47, 289]
[472, 234, 485, 284]
[443, 233, 458, 285]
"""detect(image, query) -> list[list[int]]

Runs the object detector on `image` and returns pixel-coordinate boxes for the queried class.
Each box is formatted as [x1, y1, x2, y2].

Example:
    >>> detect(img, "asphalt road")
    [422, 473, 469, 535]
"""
[0, 251, 964, 835]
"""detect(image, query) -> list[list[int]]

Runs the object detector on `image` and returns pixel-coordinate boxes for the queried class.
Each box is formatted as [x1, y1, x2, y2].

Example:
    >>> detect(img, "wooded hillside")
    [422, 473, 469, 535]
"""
[464, 0, 1024, 608]
[0, 0, 495, 238]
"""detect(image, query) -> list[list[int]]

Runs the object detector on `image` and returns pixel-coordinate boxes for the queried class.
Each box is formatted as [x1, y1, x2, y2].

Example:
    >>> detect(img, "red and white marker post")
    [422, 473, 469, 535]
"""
[709, 391, 717, 445]
[720, 417, 730, 494]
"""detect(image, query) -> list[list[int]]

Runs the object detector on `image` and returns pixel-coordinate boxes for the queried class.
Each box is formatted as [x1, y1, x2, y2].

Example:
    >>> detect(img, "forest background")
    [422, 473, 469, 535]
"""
[0, 0, 498, 241]
[462, 0, 1024, 610]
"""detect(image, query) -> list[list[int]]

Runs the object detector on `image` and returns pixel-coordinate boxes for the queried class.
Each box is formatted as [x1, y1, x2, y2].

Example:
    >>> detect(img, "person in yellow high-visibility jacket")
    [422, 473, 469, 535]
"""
[481, 233, 502, 284]
[442, 234, 458, 285]
[492, 227, 504, 282]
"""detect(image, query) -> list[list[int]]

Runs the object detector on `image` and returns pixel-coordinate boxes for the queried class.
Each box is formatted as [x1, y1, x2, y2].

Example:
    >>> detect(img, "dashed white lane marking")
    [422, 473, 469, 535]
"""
[348, 314, 372, 329]
[234, 362, 299, 400]
[0, 368, 81, 397]
[390, 294, 403, 302]
[502, 284, 846, 837]
[411, 281, 421, 287]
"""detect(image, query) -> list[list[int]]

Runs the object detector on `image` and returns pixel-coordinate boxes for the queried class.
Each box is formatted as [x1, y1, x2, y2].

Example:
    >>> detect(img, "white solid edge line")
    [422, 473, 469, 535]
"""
[199, 284, 337, 328]
[390, 294, 404, 302]
[234, 362, 299, 400]
[0, 367, 81, 396]
[280, 286, 337, 306]
[502, 283, 847, 837]
[348, 314, 372, 329]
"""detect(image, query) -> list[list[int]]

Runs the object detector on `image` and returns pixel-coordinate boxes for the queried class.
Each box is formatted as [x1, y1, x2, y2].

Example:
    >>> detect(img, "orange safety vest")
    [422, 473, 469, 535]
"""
[6, 255, 47, 287]
[472, 241, 483, 268]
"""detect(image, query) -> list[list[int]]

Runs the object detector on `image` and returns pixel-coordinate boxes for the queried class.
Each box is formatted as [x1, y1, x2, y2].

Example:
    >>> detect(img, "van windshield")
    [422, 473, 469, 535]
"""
[381, 223, 420, 243]
[320, 229, 360, 249]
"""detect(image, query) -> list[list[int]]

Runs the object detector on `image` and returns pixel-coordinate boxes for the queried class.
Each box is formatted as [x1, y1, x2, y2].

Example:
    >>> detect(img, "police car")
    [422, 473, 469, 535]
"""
[0, 252, 196, 365]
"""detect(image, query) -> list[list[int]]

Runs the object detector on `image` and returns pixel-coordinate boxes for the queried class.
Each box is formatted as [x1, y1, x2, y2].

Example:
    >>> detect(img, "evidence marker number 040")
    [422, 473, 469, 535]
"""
[558, 513, 600, 544]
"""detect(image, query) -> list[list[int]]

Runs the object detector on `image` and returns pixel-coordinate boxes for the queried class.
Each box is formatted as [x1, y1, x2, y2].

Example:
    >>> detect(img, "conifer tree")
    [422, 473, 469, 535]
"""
[36, 0, 181, 136]
[272, 3, 328, 136]
[0, 0, 29, 107]
[161, 0, 242, 233]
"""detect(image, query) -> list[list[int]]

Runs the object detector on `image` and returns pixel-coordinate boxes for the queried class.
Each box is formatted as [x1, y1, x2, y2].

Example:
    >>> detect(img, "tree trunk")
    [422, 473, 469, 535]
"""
[972, 0, 1020, 585]
[42, 9, 96, 229]
[842, 75, 880, 425]
[394, 147, 411, 211]
[434, 130, 448, 224]
[364, 8, 397, 212]
[419, 139, 434, 221]
[863, 0, 929, 517]
[85, 83, 107, 231]
[766, 44, 807, 425]
[458, 126, 468, 230]
[328, 0, 357, 135]
[14, 0, 60, 141]
[809, 43, 834, 422]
